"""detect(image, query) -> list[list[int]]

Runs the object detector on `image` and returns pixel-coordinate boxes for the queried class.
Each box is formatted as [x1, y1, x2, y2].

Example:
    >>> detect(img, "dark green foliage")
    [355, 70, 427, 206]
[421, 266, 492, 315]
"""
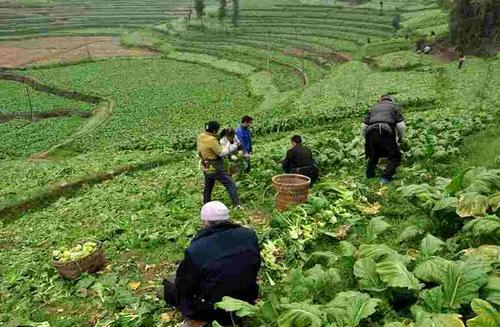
[194, 0, 205, 20]
[232, 0, 240, 28]
[218, 0, 227, 22]
[450, 0, 500, 54]
[391, 15, 401, 31]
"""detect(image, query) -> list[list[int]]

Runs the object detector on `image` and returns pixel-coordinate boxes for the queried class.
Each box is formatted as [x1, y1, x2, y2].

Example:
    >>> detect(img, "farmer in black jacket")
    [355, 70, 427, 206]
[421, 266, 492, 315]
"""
[362, 95, 406, 183]
[282, 135, 319, 185]
[162, 201, 261, 326]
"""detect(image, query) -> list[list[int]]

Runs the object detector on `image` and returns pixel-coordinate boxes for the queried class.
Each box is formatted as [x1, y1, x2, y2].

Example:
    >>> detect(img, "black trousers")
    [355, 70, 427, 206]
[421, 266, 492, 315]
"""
[162, 278, 241, 326]
[365, 130, 401, 180]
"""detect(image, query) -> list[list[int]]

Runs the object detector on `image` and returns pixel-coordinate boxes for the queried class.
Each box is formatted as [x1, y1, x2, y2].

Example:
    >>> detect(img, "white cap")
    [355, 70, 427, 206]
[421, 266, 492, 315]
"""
[201, 201, 229, 221]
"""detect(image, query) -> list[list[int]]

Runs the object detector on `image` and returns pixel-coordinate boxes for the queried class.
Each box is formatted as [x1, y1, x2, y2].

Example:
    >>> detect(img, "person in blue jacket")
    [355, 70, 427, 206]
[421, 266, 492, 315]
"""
[235, 115, 253, 173]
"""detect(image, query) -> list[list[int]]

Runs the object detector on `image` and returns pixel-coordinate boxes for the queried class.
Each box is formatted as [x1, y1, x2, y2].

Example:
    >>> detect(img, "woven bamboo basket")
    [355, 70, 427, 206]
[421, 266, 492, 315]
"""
[272, 174, 311, 211]
[52, 241, 105, 280]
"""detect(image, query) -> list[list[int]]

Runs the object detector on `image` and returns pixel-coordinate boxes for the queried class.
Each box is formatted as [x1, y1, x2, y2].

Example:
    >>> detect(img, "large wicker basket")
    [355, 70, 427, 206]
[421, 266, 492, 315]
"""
[272, 174, 311, 211]
[52, 241, 105, 280]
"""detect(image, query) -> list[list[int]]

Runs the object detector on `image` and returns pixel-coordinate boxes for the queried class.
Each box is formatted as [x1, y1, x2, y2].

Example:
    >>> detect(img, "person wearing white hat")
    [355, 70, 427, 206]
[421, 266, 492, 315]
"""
[162, 201, 261, 326]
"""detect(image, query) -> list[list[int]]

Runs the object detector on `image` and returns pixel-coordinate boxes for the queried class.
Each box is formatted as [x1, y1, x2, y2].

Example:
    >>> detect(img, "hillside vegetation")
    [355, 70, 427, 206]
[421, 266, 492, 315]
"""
[0, 0, 499, 326]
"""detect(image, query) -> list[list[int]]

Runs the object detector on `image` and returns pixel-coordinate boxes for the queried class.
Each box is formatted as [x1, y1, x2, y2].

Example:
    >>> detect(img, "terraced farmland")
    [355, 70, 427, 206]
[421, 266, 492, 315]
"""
[1, 0, 499, 326]
[0, 0, 215, 38]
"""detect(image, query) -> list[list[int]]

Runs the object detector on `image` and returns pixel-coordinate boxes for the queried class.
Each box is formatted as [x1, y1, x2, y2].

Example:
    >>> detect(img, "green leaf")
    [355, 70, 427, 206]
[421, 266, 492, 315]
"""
[482, 275, 500, 306]
[414, 257, 451, 284]
[442, 259, 492, 309]
[398, 225, 425, 243]
[376, 258, 422, 290]
[415, 312, 464, 327]
[432, 197, 458, 213]
[366, 217, 391, 242]
[462, 168, 500, 194]
[462, 245, 500, 265]
[358, 244, 405, 262]
[420, 234, 446, 258]
[463, 216, 500, 237]
[325, 291, 381, 327]
[445, 169, 468, 195]
[339, 241, 356, 257]
[305, 251, 339, 269]
[488, 193, 500, 212]
[384, 323, 409, 327]
[215, 296, 257, 317]
[466, 299, 500, 327]
[354, 258, 386, 292]
[278, 303, 324, 327]
[419, 286, 444, 313]
[456, 193, 489, 218]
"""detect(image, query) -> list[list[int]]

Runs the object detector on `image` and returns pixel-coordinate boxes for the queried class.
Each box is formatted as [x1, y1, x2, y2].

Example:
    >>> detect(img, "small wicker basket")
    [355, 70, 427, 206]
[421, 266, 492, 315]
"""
[52, 240, 105, 280]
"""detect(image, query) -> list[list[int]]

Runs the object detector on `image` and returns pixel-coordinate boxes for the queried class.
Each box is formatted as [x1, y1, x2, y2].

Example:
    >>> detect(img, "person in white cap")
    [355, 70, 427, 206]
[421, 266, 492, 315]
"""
[162, 201, 261, 326]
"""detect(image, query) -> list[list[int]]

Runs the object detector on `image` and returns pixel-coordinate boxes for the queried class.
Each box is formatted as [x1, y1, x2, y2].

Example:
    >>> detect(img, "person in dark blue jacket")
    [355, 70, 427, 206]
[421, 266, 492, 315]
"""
[235, 115, 253, 172]
[163, 201, 261, 326]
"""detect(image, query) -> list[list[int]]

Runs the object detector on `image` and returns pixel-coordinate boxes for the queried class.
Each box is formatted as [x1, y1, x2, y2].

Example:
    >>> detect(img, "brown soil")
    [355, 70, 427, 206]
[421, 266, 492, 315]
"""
[0, 36, 159, 68]
[0, 108, 92, 123]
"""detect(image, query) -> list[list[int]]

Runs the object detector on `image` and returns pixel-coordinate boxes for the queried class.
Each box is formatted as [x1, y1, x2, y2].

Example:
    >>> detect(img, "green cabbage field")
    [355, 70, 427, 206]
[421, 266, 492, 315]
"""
[0, 0, 499, 326]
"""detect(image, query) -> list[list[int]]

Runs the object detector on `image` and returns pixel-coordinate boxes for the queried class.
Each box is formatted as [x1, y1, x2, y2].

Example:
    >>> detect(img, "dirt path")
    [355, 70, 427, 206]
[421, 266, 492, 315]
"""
[0, 36, 159, 68]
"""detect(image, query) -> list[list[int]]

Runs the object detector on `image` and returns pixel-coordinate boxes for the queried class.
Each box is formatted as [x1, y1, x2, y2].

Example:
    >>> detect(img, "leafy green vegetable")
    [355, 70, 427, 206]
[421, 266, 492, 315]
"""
[442, 259, 492, 309]
[376, 258, 422, 290]
[466, 299, 500, 327]
[278, 303, 324, 327]
[354, 258, 386, 292]
[215, 296, 257, 317]
[324, 291, 381, 327]
[420, 234, 445, 258]
[366, 216, 390, 242]
[414, 257, 451, 284]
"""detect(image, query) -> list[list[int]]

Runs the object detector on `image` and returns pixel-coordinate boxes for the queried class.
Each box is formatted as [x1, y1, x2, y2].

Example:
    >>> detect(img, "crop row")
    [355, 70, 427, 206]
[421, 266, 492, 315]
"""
[170, 43, 304, 91]
[0, 116, 85, 159]
[236, 27, 377, 44]
[238, 17, 393, 32]
[20, 59, 259, 152]
[0, 80, 93, 114]
[238, 22, 392, 38]
[239, 12, 394, 25]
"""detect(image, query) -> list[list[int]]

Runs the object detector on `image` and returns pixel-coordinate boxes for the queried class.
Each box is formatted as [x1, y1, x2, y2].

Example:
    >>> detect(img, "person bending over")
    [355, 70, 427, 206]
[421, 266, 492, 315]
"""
[362, 94, 406, 184]
[282, 135, 319, 185]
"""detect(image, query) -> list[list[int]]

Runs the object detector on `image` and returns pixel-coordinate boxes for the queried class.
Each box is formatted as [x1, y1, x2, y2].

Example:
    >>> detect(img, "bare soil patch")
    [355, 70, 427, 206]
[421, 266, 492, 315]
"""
[0, 36, 159, 68]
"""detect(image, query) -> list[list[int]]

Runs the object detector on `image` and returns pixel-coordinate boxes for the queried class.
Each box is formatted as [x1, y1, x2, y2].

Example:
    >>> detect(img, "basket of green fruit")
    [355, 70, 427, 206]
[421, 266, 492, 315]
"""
[52, 240, 105, 280]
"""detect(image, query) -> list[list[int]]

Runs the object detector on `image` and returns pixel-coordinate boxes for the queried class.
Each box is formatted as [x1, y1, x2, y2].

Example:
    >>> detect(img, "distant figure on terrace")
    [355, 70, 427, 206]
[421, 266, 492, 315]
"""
[197, 121, 241, 207]
[459, 54, 465, 69]
[282, 135, 319, 185]
[162, 201, 261, 326]
[362, 95, 406, 184]
[235, 115, 253, 173]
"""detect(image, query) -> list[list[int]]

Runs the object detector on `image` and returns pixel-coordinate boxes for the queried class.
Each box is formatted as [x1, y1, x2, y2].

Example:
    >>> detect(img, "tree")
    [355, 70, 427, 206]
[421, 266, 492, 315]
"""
[232, 0, 240, 28]
[219, 0, 227, 23]
[450, 0, 499, 54]
[194, 0, 205, 23]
